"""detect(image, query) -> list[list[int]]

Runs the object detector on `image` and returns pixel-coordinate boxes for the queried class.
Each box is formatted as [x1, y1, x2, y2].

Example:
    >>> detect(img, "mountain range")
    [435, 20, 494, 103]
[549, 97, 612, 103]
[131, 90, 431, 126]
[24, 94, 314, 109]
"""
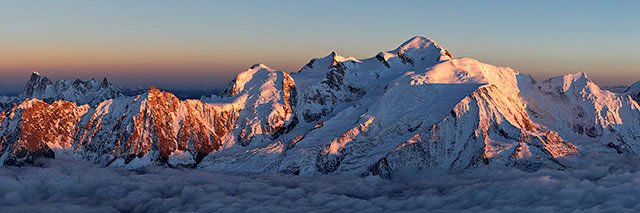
[1, 36, 639, 178]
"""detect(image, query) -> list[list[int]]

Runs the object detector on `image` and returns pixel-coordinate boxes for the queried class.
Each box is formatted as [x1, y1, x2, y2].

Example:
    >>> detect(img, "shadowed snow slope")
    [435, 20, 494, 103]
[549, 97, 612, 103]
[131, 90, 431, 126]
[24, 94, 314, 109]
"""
[625, 81, 640, 103]
[0, 36, 639, 179]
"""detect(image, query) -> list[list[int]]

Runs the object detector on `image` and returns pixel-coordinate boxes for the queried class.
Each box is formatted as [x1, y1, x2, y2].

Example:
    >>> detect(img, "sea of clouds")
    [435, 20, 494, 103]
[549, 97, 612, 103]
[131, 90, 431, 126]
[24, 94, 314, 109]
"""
[2, 153, 640, 212]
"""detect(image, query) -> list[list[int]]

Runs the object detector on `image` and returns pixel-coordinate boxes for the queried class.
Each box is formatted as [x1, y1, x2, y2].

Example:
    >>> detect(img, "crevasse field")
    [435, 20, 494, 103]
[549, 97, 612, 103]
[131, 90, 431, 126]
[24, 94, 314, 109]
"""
[2, 153, 640, 212]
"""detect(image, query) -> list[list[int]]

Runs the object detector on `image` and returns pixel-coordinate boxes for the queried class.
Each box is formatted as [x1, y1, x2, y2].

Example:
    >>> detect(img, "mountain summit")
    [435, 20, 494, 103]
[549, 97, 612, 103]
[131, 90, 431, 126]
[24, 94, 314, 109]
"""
[20, 72, 123, 105]
[394, 36, 452, 59]
[1, 36, 639, 178]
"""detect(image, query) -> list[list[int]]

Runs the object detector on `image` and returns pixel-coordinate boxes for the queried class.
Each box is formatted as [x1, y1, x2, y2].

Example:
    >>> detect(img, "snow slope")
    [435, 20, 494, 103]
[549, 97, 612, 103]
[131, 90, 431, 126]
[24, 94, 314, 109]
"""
[625, 81, 640, 103]
[519, 73, 640, 155]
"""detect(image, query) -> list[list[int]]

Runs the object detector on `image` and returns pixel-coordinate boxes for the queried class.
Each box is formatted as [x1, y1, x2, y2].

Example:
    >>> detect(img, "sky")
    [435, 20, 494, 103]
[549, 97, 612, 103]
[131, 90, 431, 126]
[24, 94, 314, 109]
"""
[1, 0, 639, 94]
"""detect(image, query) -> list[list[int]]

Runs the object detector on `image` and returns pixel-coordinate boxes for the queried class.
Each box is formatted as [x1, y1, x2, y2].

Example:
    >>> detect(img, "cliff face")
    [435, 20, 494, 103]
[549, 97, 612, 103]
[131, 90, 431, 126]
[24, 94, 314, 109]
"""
[88, 87, 244, 167]
[1, 100, 89, 166]
[0, 87, 245, 168]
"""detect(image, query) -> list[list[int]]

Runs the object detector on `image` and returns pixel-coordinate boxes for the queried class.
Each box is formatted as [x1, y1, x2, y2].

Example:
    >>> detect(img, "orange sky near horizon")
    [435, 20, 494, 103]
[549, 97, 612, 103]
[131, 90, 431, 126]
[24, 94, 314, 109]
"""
[1, 1, 638, 93]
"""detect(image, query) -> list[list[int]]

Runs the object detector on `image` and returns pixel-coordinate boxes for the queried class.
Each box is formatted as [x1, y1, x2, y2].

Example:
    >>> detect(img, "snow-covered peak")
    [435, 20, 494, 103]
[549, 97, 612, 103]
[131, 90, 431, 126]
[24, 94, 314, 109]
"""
[397, 36, 438, 50]
[30, 71, 42, 78]
[532, 73, 629, 119]
[299, 51, 359, 72]
[20, 72, 123, 105]
[145, 85, 162, 96]
[391, 36, 452, 61]
[25, 71, 52, 92]
[565, 72, 590, 84]
[250, 63, 272, 70]
[223, 63, 281, 96]
[218, 64, 298, 146]
[540, 72, 599, 94]
[408, 58, 521, 96]
[329, 51, 358, 63]
[100, 78, 111, 89]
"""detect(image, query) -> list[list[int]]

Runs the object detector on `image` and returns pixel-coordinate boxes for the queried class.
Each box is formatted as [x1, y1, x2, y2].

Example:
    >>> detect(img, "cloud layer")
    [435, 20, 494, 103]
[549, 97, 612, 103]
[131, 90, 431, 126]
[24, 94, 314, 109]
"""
[2, 154, 640, 212]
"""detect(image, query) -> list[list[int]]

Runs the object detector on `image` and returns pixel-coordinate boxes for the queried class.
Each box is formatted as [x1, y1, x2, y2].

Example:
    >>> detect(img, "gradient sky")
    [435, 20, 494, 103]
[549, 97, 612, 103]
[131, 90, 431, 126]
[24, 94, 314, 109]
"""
[1, 0, 639, 94]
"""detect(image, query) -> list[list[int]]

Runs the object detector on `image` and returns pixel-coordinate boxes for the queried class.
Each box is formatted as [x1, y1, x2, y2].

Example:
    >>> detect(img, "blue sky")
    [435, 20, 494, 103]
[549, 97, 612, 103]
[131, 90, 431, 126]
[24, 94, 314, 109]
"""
[1, 0, 638, 92]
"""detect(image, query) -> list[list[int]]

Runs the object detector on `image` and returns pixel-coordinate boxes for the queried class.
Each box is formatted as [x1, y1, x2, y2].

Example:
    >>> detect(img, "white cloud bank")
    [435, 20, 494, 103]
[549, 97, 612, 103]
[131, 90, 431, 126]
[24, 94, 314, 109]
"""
[2, 154, 640, 212]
